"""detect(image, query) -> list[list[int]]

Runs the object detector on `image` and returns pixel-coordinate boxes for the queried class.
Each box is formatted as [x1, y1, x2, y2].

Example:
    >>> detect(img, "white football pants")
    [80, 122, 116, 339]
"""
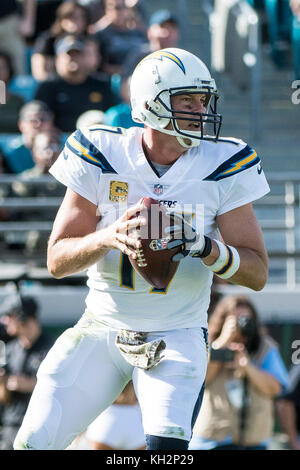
[14, 311, 208, 450]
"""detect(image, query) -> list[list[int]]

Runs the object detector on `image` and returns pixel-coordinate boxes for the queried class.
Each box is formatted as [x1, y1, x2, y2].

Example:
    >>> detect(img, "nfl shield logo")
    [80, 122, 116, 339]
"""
[153, 184, 164, 195]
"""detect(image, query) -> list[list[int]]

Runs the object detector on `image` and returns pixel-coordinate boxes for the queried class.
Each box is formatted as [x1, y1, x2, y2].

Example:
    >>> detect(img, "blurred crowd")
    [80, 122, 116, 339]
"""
[0, 0, 180, 256]
[1, 0, 299, 167]
[0, 0, 299, 176]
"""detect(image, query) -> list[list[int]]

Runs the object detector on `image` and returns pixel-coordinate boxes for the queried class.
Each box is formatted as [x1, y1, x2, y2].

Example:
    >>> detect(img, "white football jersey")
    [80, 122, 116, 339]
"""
[49, 125, 270, 331]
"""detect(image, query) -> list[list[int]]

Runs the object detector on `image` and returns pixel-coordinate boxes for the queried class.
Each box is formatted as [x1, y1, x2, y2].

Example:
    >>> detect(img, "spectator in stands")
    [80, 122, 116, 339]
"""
[0, 0, 34, 75]
[263, 0, 292, 67]
[0, 154, 5, 175]
[291, 0, 300, 14]
[85, 0, 105, 25]
[0, 165, 11, 220]
[85, 35, 102, 74]
[290, 0, 300, 79]
[276, 363, 300, 450]
[125, 0, 148, 28]
[9, 129, 64, 255]
[12, 129, 63, 198]
[0, 295, 54, 450]
[31, 1, 91, 82]
[23, 0, 63, 46]
[189, 295, 289, 450]
[84, 381, 146, 450]
[104, 74, 143, 128]
[123, 9, 180, 77]
[0, 50, 25, 133]
[93, 0, 147, 76]
[34, 34, 118, 132]
[0, 100, 55, 174]
[90, 0, 147, 33]
[31, 34, 57, 83]
[147, 9, 179, 49]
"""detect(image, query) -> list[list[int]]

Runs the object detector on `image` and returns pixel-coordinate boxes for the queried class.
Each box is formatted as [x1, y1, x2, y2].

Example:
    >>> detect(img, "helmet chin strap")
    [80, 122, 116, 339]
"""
[170, 120, 201, 149]
[144, 102, 202, 148]
[175, 134, 201, 149]
[154, 123, 201, 148]
[144, 111, 202, 148]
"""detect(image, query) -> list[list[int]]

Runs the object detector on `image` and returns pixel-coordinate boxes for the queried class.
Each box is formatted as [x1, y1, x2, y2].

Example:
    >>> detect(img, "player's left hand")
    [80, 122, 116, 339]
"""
[164, 212, 205, 261]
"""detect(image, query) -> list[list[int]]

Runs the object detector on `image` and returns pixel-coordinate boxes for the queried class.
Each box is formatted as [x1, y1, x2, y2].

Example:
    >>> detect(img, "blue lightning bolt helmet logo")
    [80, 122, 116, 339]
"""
[139, 50, 186, 74]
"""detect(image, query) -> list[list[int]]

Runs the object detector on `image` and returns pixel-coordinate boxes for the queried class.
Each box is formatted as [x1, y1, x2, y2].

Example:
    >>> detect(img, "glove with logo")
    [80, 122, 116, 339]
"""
[164, 212, 212, 261]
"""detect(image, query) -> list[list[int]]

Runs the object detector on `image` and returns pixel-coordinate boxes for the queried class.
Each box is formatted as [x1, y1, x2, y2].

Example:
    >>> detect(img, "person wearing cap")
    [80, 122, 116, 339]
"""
[147, 9, 180, 50]
[0, 295, 54, 450]
[123, 8, 180, 77]
[0, 100, 55, 174]
[31, 1, 91, 83]
[34, 33, 118, 132]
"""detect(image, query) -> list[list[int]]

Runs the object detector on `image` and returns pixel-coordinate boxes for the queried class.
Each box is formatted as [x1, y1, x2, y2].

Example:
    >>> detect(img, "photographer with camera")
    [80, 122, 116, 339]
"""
[189, 295, 289, 450]
[0, 294, 54, 449]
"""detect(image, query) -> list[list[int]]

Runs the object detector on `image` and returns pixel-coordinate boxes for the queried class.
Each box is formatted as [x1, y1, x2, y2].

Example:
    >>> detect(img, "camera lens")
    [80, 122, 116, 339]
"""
[237, 316, 256, 339]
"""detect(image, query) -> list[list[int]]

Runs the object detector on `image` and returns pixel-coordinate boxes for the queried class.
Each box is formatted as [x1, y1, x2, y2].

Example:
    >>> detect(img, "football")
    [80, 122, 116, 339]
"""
[129, 197, 181, 289]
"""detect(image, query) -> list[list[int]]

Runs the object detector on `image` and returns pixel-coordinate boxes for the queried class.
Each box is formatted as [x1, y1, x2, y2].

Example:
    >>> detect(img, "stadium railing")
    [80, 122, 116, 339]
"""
[253, 171, 300, 287]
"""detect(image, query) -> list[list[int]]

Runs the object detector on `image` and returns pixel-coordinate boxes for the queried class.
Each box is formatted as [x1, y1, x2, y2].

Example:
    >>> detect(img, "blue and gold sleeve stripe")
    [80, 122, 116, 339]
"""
[214, 246, 234, 276]
[204, 145, 260, 181]
[65, 129, 117, 174]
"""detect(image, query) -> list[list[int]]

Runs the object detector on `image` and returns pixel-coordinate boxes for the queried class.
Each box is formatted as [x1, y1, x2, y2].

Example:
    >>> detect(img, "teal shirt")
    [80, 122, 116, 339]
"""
[0, 135, 34, 173]
[104, 103, 144, 129]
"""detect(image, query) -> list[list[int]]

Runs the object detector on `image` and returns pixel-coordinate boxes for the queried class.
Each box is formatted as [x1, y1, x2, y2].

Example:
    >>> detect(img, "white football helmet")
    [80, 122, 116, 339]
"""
[130, 48, 222, 148]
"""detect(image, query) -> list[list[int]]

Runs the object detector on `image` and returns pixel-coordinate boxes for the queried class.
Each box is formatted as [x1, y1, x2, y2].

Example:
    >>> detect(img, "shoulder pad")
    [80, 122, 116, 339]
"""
[87, 124, 126, 136]
[216, 137, 244, 146]
[203, 144, 260, 181]
[65, 128, 118, 173]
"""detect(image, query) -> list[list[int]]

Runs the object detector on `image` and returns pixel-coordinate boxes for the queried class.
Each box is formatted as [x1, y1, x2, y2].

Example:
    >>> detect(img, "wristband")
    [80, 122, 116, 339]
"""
[203, 239, 240, 279]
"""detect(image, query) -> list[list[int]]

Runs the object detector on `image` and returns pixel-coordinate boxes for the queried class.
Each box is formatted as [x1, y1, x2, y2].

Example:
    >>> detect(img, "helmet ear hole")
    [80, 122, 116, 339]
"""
[148, 99, 162, 113]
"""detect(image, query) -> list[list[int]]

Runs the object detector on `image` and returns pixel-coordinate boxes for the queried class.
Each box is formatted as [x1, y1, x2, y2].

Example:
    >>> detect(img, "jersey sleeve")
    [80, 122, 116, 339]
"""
[217, 158, 270, 216]
[49, 130, 102, 206]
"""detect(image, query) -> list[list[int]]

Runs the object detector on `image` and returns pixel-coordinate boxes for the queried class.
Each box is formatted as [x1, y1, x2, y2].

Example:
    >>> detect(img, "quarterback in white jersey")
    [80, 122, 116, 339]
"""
[14, 48, 269, 451]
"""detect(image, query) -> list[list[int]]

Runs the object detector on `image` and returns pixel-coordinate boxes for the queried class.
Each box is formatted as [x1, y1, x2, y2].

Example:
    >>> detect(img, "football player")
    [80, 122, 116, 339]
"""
[14, 48, 269, 450]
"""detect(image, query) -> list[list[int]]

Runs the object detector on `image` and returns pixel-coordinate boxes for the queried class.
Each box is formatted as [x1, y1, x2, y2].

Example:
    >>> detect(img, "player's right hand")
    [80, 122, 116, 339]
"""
[99, 200, 147, 259]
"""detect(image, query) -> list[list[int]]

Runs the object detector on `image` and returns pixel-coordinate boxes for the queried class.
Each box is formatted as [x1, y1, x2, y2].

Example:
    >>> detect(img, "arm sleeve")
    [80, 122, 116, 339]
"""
[218, 164, 270, 216]
[49, 135, 101, 206]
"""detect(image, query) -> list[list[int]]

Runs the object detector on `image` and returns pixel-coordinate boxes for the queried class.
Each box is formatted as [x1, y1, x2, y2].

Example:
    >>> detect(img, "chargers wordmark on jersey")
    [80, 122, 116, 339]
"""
[204, 145, 260, 181]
